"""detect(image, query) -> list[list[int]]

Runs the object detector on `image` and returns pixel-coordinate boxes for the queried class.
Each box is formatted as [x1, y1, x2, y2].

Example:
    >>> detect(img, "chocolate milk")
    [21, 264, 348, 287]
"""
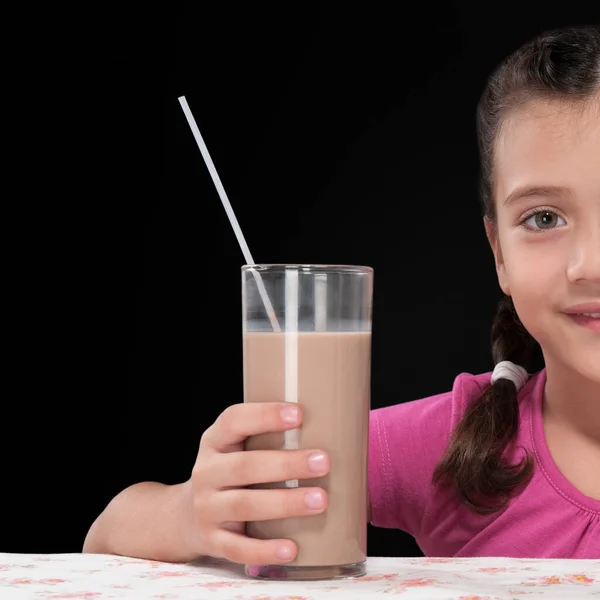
[243, 331, 371, 567]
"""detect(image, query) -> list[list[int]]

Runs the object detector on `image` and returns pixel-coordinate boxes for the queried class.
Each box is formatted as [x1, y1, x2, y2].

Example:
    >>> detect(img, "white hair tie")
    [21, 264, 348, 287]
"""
[491, 361, 529, 391]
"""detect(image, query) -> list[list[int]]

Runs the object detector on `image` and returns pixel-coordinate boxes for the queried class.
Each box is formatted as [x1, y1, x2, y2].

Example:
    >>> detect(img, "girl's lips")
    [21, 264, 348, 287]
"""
[564, 302, 600, 314]
[565, 313, 600, 333]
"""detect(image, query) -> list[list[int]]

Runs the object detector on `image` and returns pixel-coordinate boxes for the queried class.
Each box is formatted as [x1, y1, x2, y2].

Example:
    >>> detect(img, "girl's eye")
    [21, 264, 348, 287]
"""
[522, 210, 566, 231]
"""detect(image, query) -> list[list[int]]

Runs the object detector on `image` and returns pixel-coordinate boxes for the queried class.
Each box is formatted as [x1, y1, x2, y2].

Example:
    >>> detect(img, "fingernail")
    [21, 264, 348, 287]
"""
[275, 545, 294, 561]
[308, 452, 328, 473]
[281, 405, 299, 424]
[304, 490, 325, 510]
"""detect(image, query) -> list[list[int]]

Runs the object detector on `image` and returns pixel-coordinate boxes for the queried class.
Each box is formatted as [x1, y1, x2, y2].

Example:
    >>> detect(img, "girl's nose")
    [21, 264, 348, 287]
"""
[566, 220, 600, 286]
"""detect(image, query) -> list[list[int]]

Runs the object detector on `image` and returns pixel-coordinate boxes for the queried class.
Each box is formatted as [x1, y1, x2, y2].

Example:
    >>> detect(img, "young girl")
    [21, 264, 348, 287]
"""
[83, 24, 600, 562]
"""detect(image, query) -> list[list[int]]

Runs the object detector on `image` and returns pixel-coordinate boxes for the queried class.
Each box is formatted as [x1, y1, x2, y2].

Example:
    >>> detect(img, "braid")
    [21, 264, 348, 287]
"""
[433, 295, 537, 514]
[491, 295, 536, 367]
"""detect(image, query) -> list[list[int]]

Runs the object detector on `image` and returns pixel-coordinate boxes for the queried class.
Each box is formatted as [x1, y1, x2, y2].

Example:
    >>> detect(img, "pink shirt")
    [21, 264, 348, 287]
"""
[368, 369, 600, 558]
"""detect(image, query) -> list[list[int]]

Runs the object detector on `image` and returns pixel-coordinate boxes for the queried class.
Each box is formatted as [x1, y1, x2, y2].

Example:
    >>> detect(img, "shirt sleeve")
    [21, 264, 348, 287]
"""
[368, 372, 486, 538]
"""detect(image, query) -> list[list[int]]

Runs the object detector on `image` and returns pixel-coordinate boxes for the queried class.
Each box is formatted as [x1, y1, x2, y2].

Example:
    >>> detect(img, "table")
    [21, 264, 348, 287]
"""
[0, 553, 598, 599]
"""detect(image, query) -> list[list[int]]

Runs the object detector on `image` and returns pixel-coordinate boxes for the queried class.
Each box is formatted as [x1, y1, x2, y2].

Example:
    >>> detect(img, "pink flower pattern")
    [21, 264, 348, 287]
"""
[0, 553, 597, 599]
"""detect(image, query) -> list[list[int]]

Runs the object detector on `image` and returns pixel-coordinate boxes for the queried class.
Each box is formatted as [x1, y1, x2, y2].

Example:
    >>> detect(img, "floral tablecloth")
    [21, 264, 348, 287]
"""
[0, 553, 598, 599]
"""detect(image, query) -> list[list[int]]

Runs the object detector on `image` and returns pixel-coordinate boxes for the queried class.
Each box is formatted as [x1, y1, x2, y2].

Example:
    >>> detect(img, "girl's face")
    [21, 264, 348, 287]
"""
[487, 95, 600, 384]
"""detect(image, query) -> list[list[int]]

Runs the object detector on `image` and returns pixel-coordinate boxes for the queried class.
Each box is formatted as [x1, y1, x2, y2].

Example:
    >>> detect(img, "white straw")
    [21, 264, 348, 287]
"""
[283, 268, 299, 488]
[177, 96, 280, 332]
[314, 273, 327, 331]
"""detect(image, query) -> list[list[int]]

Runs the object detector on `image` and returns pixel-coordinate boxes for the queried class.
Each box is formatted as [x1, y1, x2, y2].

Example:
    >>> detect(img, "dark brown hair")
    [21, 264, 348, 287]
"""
[433, 25, 600, 515]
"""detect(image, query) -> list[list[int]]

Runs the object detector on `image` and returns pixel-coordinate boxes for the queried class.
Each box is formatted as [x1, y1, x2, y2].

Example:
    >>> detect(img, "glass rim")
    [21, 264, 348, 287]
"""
[241, 264, 373, 274]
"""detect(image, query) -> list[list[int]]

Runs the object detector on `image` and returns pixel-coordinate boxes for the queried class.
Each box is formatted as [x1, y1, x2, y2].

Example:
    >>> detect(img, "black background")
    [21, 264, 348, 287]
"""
[4, 4, 598, 558]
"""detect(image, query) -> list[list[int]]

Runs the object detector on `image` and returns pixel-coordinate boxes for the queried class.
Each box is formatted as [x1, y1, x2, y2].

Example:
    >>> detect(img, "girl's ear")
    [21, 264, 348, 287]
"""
[484, 217, 511, 296]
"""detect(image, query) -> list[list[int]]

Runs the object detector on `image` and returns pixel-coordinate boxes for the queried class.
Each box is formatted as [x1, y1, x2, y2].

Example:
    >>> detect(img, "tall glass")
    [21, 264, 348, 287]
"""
[242, 264, 373, 580]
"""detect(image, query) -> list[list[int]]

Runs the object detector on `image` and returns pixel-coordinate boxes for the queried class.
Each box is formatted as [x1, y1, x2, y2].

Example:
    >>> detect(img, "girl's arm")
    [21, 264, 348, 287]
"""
[83, 481, 200, 562]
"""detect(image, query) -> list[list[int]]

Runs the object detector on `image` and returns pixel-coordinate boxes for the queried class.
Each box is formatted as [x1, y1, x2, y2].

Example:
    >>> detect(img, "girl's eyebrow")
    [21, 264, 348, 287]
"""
[503, 185, 569, 207]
